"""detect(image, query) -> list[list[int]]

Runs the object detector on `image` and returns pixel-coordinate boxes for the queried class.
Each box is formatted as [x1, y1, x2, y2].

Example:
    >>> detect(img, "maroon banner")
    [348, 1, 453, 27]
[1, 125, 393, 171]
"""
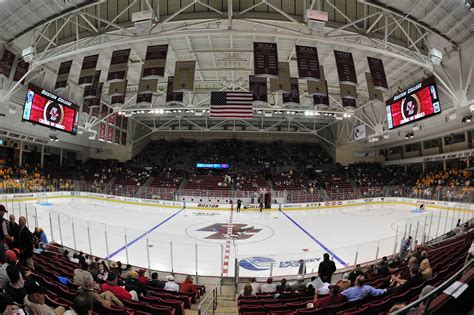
[253, 42, 279, 78]
[282, 78, 300, 104]
[136, 93, 153, 105]
[114, 129, 121, 144]
[122, 117, 128, 130]
[0, 48, 15, 79]
[367, 57, 388, 91]
[108, 109, 116, 125]
[78, 54, 99, 86]
[115, 114, 122, 128]
[365, 72, 384, 101]
[296, 45, 320, 81]
[99, 102, 108, 119]
[165, 76, 184, 103]
[55, 60, 73, 90]
[13, 59, 29, 83]
[83, 70, 101, 99]
[107, 49, 130, 82]
[249, 75, 268, 105]
[143, 45, 168, 79]
[98, 123, 106, 141]
[342, 98, 356, 108]
[334, 50, 357, 86]
[106, 125, 114, 143]
[82, 99, 90, 114]
[313, 94, 329, 107]
[121, 131, 127, 145]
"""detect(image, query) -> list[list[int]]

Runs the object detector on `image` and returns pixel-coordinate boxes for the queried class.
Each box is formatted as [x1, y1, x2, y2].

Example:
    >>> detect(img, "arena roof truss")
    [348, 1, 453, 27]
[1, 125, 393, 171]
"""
[1, 0, 472, 146]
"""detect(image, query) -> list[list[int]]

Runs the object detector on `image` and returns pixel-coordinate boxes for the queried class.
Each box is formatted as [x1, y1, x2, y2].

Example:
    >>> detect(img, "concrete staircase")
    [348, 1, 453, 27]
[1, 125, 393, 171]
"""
[136, 176, 156, 196]
[186, 284, 238, 315]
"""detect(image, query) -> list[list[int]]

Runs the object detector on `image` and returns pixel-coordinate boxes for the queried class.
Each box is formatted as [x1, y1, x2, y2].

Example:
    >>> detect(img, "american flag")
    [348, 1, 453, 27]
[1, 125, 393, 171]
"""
[210, 91, 253, 119]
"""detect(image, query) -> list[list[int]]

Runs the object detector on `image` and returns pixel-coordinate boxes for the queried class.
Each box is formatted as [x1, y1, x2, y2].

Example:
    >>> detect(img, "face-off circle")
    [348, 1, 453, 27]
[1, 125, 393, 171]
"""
[185, 221, 275, 244]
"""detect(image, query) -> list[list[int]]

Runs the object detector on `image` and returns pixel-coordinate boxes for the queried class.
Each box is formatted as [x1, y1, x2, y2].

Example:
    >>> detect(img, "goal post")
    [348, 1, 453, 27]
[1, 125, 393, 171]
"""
[37, 192, 48, 205]
[414, 201, 426, 213]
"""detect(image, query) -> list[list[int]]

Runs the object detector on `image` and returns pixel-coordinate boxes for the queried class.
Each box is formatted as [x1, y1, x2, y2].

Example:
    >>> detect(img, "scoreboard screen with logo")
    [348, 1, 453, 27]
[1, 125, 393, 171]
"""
[386, 76, 441, 130]
[22, 84, 80, 135]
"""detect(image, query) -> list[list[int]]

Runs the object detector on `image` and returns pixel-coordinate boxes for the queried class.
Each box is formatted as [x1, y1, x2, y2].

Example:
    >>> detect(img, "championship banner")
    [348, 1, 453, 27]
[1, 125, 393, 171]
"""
[122, 117, 128, 130]
[342, 98, 356, 108]
[353, 124, 367, 141]
[107, 49, 130, 82]
[313, 93, 329, 107]
[115, 114, 122, 128]
[367, 57, 388, 91]
[106, 125, 114, 143]
[340, 83, 357, 100]
[98, 123, 106, 141]
[111, 95, 125, 105]
[249, 75, 268, 105]
[99, 101, 108, 119]
[83, 71, 101, 99]
[143, 45, 168, 79]
[55, 60, 73, 90]
[136, 93, 153, 105]
[334, 50, 357, 86]
[114, 129, 121, 144]
[121, 131, 127, 145]
[108, 111, 116, 125]
[82, 99, 91, 114]
[109, 80, 127, 97]
[13, 59, 30, 83]
[138, 75, 158, 94]
[307, 66, 326, 96]
[172, 60, 196, 92]
[365, 72, 384, 101]
[0, 48, 15, 80]
[90, 100, 100, 117]
[165, 76, 184, 103]
[270, 62, 291, 93]
[253, 42, 279, 78]
[296, 45, 320, 81]
[78, 54, 99, 86]
[282, 78, 300, 104]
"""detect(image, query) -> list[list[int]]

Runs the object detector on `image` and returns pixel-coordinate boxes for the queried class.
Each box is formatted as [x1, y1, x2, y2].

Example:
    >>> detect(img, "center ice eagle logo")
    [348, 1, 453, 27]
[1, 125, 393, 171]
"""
[196, 223, 262, 240]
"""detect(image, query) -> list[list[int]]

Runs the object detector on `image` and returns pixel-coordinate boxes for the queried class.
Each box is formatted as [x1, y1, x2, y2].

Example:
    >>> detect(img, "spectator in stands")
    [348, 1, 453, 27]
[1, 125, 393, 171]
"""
[420, 259, 433, 280]
[64, 294, 93, 315]
[307, 275, 328, 295]
[16, 216, 34, 270]
[239, 283, 256, 298]
[335, 273, 351, 291]
[7, 214, 18, 247]
[400, 256, 418, 280]
[23, 279, 66, 314]
[4, 264, 26, 305]
[78, 273, 123, 308]
[290, 275, 306, 292]
[33, 227, 48, 249]
[180, 275, 199, 295]
[250, 278, 260, 294]
[0, 205, 12, 263]
[136, 268, 148, 285]
[74, 261, 94, 288]
[311, 284, 346, 309]
[122, 264, 133, 278]
[164, 275, 179, 292]
[348, 264, 364, 284]
[276, 278, 291, 292]
[376, 257, 390, 276]
[390, 264, 424, 292]
[0, 292, 21, 314]
[149, 272, 165, 289]
[341, 276, 387, 302]
[401, 236, 412, 260]
[260, 277, 277, 293]
[318, 253, 336, 283]
[298, 259, 306, 276]
[100, 273, 138, 301]
[124, 271, 147, 296]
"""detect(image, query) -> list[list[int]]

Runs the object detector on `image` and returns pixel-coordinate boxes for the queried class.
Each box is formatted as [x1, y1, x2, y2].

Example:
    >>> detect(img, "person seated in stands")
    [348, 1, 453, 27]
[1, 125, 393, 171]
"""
[97, 262, 108, 282]
[376, 257, 390, 276]
[389, 254, 402, 269]
[100, 273, 138, 301]
[307, 275, 329, 296]
[250, 278, 260, 294]
[341, 276, 387, 302]
[64, 294, 93, 315]
[124, 271, 147, 296]
[121, 264, 133, 278]
[23, 279, 66, 315]
[74, 261, 94, 288]
[390, 264, 424, 292]
[290, 275, 306, 292]
[260, 277, 277, 293]
[310, 284, 346, 309]
[136, 268, 148, 285]
[0, 250, 24, 290]
[164, 275, 179, 292]
[4, 264, 26, 306]
[78, 273, 123, 308]
[149, 272, 165, 289]
[348, 264, 364, 284]
[0, 292, 22, 314]
[389, 285, 435, 314]
[180, 275, 199, 295]
[318, 253, 336, 283]
[419, 259, 433, 280]
[33, 227, 48, 249]
[335, 273, 351, 291]
[276, 278, 291, 292]
[239, 283, 256, 298]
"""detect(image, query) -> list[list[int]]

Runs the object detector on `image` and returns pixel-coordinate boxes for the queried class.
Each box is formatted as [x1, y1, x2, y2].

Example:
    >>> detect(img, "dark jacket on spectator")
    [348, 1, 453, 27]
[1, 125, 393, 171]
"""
[318, 259, 336, 283]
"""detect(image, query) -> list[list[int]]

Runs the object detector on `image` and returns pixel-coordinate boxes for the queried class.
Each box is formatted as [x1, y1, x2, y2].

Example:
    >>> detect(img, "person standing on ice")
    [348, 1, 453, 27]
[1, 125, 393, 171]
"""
[236, 199, 242, 213]
[298, 259, 306, 276]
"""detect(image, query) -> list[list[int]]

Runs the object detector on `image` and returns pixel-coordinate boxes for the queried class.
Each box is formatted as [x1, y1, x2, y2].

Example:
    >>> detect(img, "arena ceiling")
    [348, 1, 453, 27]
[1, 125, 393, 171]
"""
[0, 0, 473, 146]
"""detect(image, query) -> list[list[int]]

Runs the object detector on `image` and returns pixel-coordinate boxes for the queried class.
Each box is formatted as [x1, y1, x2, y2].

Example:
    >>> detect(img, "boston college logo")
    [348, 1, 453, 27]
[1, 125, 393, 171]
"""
[401, 94, 420, 120]
[44, 101, 64, 124]
[197, 223, 262, 240]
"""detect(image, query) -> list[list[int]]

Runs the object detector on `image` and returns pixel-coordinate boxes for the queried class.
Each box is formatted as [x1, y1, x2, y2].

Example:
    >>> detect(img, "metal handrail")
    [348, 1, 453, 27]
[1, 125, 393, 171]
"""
[393, 258, 473, 315]
[198, 286, 218, 315]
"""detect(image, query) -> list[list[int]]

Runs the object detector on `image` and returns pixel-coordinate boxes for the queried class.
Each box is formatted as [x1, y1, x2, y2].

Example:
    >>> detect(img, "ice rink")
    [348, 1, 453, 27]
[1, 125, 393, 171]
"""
[9, 197, 472, 278]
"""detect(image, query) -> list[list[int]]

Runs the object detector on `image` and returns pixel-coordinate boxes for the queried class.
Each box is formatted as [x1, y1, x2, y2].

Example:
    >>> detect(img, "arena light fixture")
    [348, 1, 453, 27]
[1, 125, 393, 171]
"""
[462, 115, 472, 123]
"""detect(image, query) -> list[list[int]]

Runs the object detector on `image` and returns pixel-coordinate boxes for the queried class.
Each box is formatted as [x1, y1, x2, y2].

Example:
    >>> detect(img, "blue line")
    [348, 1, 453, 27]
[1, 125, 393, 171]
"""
[106, 208, 184, 259]
[280, 210, 348, 266]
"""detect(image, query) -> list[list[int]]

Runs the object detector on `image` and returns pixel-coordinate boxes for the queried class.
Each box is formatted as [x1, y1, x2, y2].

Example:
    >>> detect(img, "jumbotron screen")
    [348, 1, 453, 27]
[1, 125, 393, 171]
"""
[22, 84, 80, 135]
[386, 76, 441, 130]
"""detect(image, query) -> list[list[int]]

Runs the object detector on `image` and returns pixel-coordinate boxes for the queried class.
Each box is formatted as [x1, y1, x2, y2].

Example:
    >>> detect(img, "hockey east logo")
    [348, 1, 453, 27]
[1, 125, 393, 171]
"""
[197, 223, 262, 240]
